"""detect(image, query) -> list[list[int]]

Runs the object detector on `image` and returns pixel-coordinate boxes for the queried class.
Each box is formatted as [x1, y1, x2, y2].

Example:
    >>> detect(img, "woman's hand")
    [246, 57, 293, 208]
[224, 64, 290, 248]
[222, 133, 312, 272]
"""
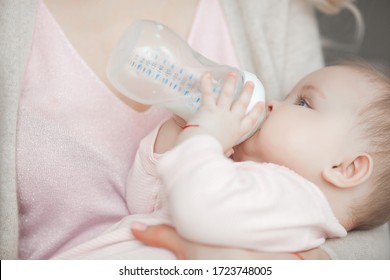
[131, 223, 331, 260]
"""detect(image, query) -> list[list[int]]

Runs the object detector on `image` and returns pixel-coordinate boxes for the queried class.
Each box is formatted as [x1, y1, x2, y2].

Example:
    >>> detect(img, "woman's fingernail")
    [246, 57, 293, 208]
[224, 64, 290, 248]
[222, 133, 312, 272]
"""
[131, 222, 148, 231]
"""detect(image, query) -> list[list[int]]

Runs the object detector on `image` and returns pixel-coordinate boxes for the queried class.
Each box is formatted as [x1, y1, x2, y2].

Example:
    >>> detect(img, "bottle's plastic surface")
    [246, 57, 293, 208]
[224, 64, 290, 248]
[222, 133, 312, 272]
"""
[107, 20, 266, 141]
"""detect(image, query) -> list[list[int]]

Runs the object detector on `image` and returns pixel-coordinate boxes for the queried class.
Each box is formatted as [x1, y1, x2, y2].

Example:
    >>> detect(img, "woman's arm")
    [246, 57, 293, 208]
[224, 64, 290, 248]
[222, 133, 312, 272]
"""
[132, 223, 390, 260]
[131, 224, 330, 260]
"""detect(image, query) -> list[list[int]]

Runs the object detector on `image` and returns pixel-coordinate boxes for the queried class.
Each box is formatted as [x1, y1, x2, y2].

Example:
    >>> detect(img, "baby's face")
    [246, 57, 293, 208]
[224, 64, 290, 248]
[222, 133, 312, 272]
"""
[234, 66, 372, 183]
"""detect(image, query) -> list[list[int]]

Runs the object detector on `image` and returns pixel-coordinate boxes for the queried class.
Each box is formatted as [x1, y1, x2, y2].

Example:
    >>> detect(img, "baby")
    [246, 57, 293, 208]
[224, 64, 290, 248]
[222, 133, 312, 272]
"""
[128, 61, 390, 251]
[55, 61, 390, 259]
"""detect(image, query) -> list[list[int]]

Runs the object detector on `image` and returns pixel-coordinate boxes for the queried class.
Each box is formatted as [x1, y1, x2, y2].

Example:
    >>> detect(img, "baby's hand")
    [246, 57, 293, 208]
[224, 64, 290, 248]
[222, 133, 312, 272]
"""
[177, 72, 263, 152]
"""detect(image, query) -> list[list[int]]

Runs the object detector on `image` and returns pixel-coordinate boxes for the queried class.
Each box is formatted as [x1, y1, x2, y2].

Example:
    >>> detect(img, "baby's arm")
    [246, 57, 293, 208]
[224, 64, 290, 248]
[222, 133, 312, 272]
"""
[156, 73, 264, 247]
[154, 116, 185, 154]
[126, 116, 183, 214]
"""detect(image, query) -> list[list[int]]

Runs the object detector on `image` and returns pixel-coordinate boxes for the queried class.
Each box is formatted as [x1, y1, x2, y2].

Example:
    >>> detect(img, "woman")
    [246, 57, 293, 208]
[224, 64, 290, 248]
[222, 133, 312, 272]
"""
[1, 0, 388, 259]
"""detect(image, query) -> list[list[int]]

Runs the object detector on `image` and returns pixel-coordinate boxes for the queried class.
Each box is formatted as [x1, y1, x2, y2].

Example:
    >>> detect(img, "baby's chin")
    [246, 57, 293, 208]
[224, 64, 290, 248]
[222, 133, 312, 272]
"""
[230, 148, 267, 163]
[232, 133, 265, 161]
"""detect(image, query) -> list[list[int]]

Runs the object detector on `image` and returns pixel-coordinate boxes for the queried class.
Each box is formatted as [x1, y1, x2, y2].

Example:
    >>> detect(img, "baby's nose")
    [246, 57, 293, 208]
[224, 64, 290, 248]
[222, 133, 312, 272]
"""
[266, 100, 279, 112]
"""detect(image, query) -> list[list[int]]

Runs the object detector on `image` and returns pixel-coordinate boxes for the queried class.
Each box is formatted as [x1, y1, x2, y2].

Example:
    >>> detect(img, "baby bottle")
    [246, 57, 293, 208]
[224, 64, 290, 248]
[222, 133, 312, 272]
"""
[107, 20, 266, 142]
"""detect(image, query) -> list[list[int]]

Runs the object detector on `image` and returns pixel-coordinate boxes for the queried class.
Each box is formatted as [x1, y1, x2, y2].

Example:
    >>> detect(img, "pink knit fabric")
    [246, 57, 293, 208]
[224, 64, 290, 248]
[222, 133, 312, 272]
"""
[187, 0, 240, 67]
[17, 0, 239, 259]
[16, 0, 170, 259]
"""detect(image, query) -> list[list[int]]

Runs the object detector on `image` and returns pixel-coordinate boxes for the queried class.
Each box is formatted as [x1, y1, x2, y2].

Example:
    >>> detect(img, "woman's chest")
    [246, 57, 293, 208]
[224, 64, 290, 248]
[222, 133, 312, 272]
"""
[43, 0, 199, 111]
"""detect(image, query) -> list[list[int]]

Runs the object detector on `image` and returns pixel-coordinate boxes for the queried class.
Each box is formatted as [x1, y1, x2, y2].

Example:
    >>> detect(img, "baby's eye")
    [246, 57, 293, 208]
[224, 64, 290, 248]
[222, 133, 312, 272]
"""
[295, 96, 311, 108]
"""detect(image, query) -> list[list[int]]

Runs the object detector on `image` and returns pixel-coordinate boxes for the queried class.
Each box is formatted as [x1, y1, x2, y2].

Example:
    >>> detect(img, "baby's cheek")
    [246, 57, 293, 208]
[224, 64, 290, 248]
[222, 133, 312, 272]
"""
[259, 125, 307, 163]
[255, 129, 289, 163]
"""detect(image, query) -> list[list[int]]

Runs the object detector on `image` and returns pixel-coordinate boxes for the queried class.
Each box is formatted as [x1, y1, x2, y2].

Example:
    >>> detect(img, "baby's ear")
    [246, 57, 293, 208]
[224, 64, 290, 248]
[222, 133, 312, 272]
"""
[322, 153, 373, 188]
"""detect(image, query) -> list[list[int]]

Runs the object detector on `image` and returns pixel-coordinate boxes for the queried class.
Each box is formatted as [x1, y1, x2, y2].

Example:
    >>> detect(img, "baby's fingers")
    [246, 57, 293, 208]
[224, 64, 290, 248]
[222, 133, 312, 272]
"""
[217, 72, 237, 109]
[240, 102, 264, 135]
[231, 81, 254, 117]
[200, 73, 215, 108]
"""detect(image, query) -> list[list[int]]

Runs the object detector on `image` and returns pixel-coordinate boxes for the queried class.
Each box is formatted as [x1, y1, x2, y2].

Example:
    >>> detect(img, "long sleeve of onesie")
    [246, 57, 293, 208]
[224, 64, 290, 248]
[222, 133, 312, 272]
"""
[126, 124, 165, 215]
[157, 135, 346, 253]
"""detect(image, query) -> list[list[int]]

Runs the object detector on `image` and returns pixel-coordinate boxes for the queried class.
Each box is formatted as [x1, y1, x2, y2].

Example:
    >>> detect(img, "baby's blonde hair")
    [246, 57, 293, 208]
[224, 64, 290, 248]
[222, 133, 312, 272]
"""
[345, 60, 390, 230]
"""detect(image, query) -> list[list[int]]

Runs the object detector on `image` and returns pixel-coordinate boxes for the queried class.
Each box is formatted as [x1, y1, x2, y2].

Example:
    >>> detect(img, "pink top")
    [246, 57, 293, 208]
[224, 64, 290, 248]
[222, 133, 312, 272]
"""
[187, 0, 240, 67]
[17, 0, 239, 259]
